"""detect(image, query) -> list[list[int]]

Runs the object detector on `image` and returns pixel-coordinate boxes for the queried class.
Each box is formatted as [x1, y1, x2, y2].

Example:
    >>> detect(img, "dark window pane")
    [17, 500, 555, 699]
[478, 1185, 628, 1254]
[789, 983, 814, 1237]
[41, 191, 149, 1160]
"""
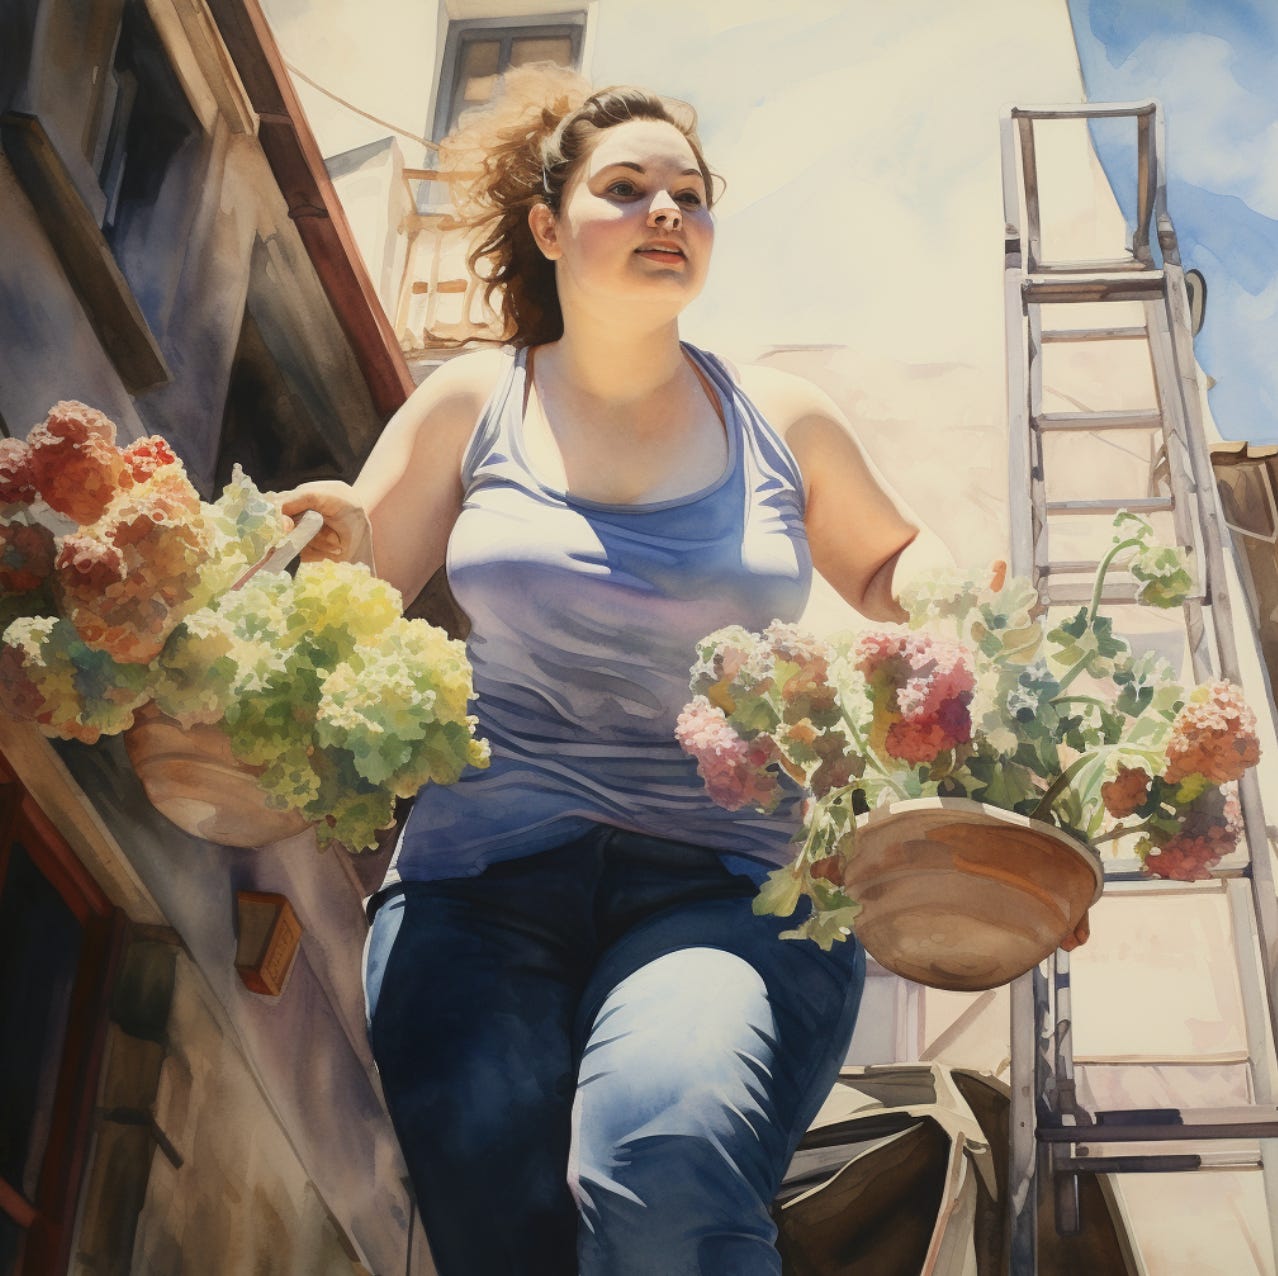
[509, 37, 574, 68]
[0, 842, 83, 1199]
[98, 0, 201, 335]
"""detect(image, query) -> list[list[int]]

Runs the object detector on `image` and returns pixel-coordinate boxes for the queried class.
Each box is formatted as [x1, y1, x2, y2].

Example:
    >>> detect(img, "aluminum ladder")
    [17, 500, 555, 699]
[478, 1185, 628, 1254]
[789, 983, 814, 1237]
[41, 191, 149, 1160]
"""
[1001, 100, 1278, 1273]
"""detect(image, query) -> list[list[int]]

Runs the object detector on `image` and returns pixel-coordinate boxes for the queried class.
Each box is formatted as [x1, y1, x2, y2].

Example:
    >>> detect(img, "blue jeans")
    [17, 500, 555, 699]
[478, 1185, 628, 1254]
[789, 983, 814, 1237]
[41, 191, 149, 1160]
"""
[363, 826, 866, 1276]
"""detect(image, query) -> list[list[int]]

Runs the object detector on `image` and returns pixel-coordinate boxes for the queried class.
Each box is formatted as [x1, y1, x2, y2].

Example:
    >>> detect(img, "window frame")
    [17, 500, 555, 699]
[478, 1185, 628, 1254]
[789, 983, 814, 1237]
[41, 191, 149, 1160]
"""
[430, 12, 586, 144]
[0, 759, 124, 1276]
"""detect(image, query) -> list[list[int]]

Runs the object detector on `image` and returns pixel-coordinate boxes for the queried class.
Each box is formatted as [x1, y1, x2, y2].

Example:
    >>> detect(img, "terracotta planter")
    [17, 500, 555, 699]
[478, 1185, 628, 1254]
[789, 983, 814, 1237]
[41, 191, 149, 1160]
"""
[843, 797, 1103, 992]
[123, 704, 313, 848]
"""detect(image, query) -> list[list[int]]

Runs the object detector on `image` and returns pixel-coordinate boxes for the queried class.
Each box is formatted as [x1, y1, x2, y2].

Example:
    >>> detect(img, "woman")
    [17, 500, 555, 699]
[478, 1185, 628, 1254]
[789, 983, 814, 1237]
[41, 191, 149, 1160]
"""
[283, 70, 944, 1275]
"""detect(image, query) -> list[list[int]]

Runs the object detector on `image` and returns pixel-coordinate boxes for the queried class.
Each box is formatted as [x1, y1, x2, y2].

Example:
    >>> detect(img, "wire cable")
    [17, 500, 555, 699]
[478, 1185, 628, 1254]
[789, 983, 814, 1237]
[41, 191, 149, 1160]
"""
[283, 59, 439, 151]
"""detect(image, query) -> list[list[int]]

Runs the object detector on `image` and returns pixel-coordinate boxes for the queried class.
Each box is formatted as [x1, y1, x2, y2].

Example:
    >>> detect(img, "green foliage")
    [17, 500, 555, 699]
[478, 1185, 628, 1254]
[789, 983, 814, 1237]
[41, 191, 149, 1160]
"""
[206, 564, 489, 851]
[1, 467, 488, 851]
[1113, 509, 1195, 609]
[1046, 609, 1127, 680]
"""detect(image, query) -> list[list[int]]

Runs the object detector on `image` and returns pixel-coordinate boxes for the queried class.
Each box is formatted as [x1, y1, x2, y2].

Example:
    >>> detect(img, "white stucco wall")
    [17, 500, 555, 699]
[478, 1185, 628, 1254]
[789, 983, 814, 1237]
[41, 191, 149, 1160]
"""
[259, 0, 443, 169]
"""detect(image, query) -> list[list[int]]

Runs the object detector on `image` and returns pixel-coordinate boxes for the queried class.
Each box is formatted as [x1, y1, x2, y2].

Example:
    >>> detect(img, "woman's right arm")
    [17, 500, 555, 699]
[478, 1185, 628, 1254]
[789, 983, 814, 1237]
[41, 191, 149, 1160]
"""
[279, 349, 506, 604]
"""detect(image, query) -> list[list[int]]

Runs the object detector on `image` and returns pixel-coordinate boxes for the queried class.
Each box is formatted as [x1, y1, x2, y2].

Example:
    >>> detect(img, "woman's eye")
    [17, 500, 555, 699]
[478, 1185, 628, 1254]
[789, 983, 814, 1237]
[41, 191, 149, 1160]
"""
[607, 181, 639, 197]
[677, 191, 703, 207]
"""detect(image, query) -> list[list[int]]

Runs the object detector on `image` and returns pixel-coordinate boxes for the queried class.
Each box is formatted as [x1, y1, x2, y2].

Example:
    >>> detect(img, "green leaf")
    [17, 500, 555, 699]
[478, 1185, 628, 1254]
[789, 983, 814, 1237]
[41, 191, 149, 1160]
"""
[780, 904, 863, 951]
[752, 868, 804, 919]
[728, 686, 781, 735]
[809, 878, 858, 912]
[1130, 545, 1194, 609]
[966, 753, 1040, 810]
[1173, 773, 1213, 805]
[1047, 611, 1128, 677]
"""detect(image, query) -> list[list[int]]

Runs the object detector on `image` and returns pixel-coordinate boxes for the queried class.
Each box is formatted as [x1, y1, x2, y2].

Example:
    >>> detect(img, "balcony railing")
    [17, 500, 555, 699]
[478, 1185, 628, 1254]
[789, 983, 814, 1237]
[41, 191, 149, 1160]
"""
[393, 167, 504, 356]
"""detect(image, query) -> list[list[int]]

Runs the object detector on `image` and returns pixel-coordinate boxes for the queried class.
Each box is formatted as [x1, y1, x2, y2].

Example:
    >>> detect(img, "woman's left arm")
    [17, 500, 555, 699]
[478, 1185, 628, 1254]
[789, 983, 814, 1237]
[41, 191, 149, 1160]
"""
[740, 365, 953, 622]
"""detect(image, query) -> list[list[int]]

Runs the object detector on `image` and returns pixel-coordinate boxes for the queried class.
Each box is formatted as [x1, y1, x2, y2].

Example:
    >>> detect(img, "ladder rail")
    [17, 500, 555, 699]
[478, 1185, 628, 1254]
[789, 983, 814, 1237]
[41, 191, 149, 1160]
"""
[1004, 98, 1278, 1275]
[1156, 163, 1278, 1058]
[1001, 104, 1042, 1275]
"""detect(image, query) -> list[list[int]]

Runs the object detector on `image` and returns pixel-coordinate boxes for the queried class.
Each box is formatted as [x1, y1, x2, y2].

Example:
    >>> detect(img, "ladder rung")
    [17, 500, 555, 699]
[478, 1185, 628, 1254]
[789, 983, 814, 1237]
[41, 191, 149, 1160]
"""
[404, 212, 461, 232]
[1035, 410, 1163, 433]
[1012, 101, 1158, 122]
[1032, 258, 1150, 274]
[1042, 562, 1165, 577]
[1039, 1106, 1278, 1143]
[1024, 271, 1165, 303]
[1045, 497, 1174, 516]
[1074, 1052, 1252, 1067]
[1103, 864, 1248, 888]
[1042, 583, 1144, 607]
[1040, 325, 1148, 343]
[410, 279, 469, 295]
[1062, 1155, 1200, 1174]
[402, 167, 482, 182]
[1058, 1151, 1262, 1173]
[1040, 560, 1108, 575]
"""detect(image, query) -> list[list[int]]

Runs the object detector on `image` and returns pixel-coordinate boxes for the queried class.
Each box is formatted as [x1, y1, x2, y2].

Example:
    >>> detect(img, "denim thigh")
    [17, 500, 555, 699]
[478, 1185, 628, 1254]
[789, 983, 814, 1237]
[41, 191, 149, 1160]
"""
[572, 839, 866, 1275]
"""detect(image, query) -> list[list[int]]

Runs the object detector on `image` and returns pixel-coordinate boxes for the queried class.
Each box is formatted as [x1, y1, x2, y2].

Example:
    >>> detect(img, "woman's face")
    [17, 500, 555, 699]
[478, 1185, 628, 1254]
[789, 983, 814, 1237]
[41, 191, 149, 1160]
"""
[535, 118, 714, 320]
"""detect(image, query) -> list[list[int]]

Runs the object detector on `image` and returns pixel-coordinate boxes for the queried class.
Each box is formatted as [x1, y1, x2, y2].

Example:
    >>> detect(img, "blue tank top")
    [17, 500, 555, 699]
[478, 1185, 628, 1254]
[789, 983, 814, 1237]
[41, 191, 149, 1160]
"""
[385, 342, 812, 883]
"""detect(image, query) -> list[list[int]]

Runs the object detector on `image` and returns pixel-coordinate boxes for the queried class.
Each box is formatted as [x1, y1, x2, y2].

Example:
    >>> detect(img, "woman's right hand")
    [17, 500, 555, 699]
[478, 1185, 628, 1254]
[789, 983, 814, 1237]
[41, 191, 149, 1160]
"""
[274, 480, 377, 571]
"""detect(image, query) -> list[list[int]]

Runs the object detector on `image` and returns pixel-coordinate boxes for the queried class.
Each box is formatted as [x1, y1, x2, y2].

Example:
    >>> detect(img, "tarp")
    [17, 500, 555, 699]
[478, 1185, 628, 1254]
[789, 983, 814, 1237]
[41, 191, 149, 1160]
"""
[775, 1063, 1137, 1275]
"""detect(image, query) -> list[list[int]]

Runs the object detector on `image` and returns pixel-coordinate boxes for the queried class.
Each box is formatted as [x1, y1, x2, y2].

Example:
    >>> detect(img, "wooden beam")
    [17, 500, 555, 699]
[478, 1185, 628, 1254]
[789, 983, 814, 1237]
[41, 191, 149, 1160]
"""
[410, 279, 468, 295]
[0, 718, 166, 924]
[205, 0, 415, 420]
[0, 112, 169, 392]
[1011, 101, 1158, 121]
[1040, 326, 1147, 343]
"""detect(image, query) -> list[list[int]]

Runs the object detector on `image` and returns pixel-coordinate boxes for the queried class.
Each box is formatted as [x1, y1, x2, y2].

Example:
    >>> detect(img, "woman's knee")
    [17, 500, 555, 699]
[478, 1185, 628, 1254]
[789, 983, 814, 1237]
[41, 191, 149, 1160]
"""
[569, 949, 787, 1216]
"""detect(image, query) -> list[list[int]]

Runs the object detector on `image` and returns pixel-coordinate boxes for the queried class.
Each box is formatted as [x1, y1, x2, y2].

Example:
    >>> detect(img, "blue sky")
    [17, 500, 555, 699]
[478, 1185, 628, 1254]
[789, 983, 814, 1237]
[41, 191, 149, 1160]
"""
[1068, 0, 1278, 443]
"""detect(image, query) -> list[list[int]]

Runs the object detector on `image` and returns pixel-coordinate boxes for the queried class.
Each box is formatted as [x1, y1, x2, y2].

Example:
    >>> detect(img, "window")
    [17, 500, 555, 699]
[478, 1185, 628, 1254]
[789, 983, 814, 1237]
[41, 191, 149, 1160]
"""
[432, 15, 585, 141]
[0, 762, 121, 1275]
[0, 0, 191, 391]
[84, 0, 202, 333]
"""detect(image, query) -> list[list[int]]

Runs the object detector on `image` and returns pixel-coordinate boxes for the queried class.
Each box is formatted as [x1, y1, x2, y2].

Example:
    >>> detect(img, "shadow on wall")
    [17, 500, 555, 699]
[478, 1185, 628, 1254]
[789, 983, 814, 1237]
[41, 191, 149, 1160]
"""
[752, 344, 1010, 634]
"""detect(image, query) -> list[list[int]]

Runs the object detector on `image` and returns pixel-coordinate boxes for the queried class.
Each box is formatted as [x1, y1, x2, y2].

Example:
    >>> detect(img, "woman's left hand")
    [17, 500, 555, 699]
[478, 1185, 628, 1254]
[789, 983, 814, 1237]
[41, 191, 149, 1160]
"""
[1060, 911, 1090, 952]
[272, 480, 377, 569]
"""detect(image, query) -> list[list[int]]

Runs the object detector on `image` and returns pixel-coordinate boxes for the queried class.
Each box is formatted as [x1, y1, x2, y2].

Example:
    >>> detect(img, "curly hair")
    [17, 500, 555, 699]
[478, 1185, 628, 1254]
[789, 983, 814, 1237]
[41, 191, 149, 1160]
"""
[437, 65, 719, 348]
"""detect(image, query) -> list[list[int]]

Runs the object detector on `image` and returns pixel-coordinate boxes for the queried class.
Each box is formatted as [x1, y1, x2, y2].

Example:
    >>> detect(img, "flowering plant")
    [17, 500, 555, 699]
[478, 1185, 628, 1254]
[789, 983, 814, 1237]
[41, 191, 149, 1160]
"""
[0, 402, 488, 850]
[677, 512, 1260, 948]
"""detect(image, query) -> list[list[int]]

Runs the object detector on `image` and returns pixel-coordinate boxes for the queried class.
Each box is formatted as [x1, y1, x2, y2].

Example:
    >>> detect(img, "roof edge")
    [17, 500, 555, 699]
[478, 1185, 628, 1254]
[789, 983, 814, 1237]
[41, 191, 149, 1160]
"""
[205, 0, 414, 423]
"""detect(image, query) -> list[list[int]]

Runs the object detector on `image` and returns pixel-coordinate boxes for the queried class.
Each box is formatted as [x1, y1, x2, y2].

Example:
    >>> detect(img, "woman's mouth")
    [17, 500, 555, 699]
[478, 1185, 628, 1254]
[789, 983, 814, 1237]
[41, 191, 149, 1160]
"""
[636, 243, 686, 264]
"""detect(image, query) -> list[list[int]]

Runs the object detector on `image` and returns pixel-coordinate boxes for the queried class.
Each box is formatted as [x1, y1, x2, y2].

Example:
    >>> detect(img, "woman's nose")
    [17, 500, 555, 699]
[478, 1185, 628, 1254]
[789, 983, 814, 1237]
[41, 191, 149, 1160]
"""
[647, 191, 682, 230]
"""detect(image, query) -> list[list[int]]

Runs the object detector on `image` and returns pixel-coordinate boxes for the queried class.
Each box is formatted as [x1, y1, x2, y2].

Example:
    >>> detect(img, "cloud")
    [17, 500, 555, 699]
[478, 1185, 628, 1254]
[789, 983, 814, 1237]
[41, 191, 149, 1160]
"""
[1106, 32, 1278, 219]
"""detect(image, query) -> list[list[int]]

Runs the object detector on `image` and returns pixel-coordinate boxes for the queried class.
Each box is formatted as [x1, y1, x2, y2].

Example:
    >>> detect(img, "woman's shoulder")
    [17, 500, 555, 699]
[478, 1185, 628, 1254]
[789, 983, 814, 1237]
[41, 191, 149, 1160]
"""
[712, 361, 847, 479]
[735, 362, 838, 424]
[412, 346, 512, 409]
[389, 346, 514, 452]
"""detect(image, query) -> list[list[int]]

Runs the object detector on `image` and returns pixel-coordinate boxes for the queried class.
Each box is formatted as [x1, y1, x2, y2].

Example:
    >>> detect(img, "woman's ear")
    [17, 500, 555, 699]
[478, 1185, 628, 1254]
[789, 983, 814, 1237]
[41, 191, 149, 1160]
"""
[528, 202, 562, 261]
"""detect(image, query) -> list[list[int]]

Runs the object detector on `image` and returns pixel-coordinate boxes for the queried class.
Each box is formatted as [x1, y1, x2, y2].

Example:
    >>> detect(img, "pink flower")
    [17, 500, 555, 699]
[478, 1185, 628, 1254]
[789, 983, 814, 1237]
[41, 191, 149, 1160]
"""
[676, 696, 782, 812]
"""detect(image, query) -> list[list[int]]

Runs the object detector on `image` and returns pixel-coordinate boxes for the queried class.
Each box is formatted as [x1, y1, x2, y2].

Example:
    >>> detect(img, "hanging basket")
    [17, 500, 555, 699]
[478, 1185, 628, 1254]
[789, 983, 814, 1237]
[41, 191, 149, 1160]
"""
[123, 703, 313, 848]
[843, 797, 1103, 993]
